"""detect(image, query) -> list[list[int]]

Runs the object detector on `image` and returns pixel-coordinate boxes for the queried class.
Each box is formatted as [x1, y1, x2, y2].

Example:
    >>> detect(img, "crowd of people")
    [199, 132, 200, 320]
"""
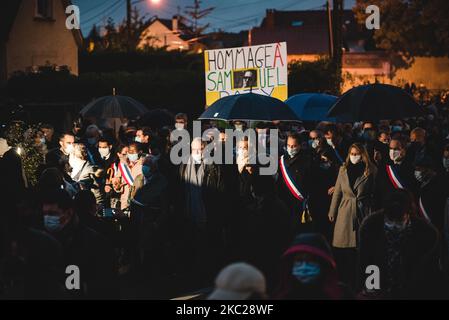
[1, 100, 449, 299]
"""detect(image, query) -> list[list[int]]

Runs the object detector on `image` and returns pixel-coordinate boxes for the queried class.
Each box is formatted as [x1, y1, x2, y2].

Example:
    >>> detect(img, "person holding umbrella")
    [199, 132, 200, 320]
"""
[328, 143, 377, 289]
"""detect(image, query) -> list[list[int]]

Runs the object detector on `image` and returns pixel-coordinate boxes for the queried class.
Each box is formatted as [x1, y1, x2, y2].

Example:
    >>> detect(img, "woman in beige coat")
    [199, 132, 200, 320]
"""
[328, 143, 377, 288]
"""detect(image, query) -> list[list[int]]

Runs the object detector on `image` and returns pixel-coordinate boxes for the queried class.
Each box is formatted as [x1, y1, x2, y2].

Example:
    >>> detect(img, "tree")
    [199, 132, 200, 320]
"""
[354, 0, 449, 61]
[184, 0, 214, 38]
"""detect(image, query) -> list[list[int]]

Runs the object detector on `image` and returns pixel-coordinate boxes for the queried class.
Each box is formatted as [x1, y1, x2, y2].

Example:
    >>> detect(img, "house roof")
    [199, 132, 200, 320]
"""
[0, 0, 83, 47]
[253, 9, 371, 55]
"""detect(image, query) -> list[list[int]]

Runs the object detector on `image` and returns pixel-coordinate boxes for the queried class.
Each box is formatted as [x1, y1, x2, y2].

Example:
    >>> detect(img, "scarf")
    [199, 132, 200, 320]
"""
[184, 156, 207, 225]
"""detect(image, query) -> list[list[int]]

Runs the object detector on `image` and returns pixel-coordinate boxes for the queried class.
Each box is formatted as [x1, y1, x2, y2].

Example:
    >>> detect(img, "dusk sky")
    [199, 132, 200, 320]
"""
[73, 0, 356, 35]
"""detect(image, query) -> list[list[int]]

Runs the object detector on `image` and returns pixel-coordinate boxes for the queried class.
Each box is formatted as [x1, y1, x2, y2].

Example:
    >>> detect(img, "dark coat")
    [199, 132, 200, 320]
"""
[177, 161, 225, 227]
[375, 159, 417, 208]
[359, 211, 440, 299]
[52, 217, 119, 299]
[418, 174, 449, 233]
[276, 150, 313, 230]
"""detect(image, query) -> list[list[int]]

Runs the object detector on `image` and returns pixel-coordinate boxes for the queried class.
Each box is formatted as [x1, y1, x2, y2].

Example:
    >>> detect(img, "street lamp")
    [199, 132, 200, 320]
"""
[128, 0, 162, 50]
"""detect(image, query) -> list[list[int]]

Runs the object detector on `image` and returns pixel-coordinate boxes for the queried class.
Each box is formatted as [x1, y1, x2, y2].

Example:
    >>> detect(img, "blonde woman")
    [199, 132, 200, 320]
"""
[328, 143, 377, 287]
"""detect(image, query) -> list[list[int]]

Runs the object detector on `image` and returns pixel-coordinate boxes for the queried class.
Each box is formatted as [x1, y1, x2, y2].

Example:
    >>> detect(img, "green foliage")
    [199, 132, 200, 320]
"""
[354, 0, 449, 60]
[4, 121, 45, 186]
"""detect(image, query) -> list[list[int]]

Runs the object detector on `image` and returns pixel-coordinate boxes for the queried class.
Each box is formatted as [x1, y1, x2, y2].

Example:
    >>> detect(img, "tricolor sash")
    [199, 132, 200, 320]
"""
[279, 155, 305, 202]
[386, 164, 406, 190]
[118, 162, 134, 186]
[418, 197, 431, 222]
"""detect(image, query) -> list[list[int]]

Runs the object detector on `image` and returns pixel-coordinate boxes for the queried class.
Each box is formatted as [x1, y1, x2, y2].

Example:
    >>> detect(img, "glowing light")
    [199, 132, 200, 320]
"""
[150, 0, 161, 5]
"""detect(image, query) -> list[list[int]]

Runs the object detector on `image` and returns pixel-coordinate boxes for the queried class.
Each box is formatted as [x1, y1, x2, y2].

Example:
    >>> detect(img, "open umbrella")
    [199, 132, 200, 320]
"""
[80, 90, 148, 119]
[327, 83, 423, 121]
[285, 93, 351, 122]
[198, 93, 300, 122]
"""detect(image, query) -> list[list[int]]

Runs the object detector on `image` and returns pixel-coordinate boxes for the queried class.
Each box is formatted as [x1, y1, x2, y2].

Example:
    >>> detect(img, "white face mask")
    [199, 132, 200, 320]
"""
[414, 170, 423, 182]
[287, 147, 299, 158]
[192, 152, 202, 163]
[389, 149, 402, 162]
[175, 123, 185, 130]
[98, 147, 110, 158]
[127, 153, 139, 162]
[235, 124, 243, 131]
[135, 136, 142, 143]
[350, 155, 362, 164]
[236, 148, 248, 158]
[69, 155, 84, 169]
[443, 158, 449, 169]
[326, 138, 334, 147]
[39, 137, 46, 145]
[64, 143, 74, 155]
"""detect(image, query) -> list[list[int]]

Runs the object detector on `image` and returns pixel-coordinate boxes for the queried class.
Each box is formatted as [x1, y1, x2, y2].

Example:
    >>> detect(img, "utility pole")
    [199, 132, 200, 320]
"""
[332, 0, 343, 68]
[127, 0, 131, 51]
[326, 0, 334, 58]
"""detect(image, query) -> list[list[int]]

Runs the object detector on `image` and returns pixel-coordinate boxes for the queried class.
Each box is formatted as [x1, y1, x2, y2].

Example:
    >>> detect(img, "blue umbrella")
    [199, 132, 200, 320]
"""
[285, 93, 351, 122]
[199, 93, 300, 122]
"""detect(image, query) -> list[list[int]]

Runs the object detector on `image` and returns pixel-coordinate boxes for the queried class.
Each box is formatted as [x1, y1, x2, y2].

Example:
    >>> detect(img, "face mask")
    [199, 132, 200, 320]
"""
[309, 139, 319, 149]
[39, 137, 46, 145]
[389, 149, 401, 162]
[98, 147, 110, 158]
[192, 153, 202, 163]
[127, 153, 139, 162]
[287, 147, 299, 158]
[175, 123, 184, 130]
[443, 158, 449, 169]
[236, 148, 248, 158]
[320, 162, 331, 170]
[363, 130, 376, 141]
[44, 214, 65, 233]
[87, 137, 97, 145]
[326, 138, 334, 147]
[142, 165, 152, 177]
[64, 144, 74, 155]
[384, 220, 407, 232]
[350, 155, 361, 164]
[391, 125, 402, 132]
[69, 155, 84, 170]
[292, 261, 321, 284]
[382, 140, 389, 145]
[414, 170, 423, 182]
[235, 124, 243, 131]
[135, 136, 142, 143]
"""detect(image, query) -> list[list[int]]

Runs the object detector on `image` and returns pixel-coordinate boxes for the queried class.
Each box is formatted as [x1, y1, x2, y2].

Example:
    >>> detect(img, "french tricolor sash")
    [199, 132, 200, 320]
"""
[386, 164, 406, 190]
[418, 197, 431, 222]
[118, 162, 134, 186]
[279, 155, 305, 202]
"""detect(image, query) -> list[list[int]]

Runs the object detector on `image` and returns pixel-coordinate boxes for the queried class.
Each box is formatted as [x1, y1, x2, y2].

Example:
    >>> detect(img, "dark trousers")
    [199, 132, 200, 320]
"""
[333, 247, 358, 291]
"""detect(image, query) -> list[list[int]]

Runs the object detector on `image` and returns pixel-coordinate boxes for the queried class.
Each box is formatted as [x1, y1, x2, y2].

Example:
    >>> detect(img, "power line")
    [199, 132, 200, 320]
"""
[81, 0, 110, 18]
[82, 0, 124, 26]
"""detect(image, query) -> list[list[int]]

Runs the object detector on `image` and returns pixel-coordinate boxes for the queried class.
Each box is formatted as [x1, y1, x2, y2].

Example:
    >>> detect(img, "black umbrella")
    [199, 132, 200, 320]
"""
[327, 84, 423, 121]
[80, 92, 148, 119]
[138, 108, 174, 130]
[198, 93, 300, 122]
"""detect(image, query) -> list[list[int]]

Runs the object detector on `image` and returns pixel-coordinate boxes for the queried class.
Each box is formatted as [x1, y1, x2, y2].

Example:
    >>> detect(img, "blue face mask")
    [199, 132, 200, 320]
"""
[292, 261, 321, 284]
[142, 165, 152, 177]
[44, 214, 64, 233]
[320, 161, 331, 170]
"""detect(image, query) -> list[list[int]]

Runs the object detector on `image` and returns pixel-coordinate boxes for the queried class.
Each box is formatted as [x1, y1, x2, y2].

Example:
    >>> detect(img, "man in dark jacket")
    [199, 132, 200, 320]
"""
[359, 189, 441, 299]
[276, 132, 314, 234]
[375, 137, 417, 207]
[414, 157, 449, 233]
[40, 189, 119, 299]
[176, 137, 225, 286]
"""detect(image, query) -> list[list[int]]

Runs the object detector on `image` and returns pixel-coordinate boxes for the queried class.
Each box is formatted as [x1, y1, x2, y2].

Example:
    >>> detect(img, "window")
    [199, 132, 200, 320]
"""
[36, 0, 53, 19]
